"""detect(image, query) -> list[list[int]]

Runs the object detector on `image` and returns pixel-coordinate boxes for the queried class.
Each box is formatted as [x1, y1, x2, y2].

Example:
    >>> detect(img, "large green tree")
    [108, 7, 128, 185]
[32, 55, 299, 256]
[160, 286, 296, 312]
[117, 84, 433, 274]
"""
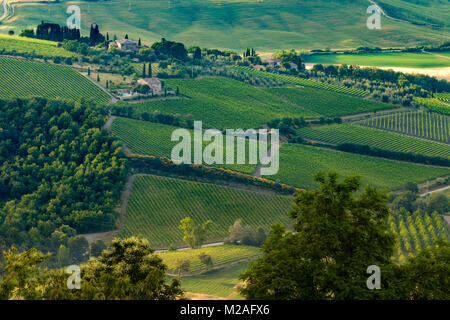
[240, 172, 396, 299]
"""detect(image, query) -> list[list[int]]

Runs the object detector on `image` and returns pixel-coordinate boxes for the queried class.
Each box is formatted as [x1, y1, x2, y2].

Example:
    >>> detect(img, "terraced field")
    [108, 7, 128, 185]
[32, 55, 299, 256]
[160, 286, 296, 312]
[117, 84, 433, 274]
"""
[272, 144, 450, 190]
[267, 87, 397, 117]
[0, 57, 110, 103]
[120, 175, 293, 249]
[296, 124, 450, 159]
[233, 66, 369, 97]
[111, 117, 265, 174]
[359, 111, 450, 144]
[159, 245, 260, 274]
[414, 97, 450, 116]
[0, 34, 76, 58]
[119, 77, 318, 129]
[388, 210, 449, 264]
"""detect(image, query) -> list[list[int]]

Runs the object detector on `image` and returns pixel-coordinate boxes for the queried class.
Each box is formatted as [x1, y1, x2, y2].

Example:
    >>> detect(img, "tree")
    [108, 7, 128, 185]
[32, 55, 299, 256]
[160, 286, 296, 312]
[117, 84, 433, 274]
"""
[142, 63, 146, 78]
[175, 259, 190, 277]
[193, 47, 202, 60]
[90, 239, 107, 257]
[427, 193, 449, 214]
[179, 217, 212, 249]
[0, 238, 184, 300]
[404, 182, 419, 194]
[148, 63, 152, 78]
[56, 245, 70, 267]
[198, 253, 213, 270]
[240, 172, 395, 300]
[97, 74, 100, 82]
[68, 235, 89, 264]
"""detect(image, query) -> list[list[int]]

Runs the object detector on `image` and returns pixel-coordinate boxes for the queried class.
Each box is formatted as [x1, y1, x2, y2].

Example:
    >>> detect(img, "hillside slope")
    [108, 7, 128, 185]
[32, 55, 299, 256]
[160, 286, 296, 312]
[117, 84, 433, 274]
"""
[1, 0, 448, 51]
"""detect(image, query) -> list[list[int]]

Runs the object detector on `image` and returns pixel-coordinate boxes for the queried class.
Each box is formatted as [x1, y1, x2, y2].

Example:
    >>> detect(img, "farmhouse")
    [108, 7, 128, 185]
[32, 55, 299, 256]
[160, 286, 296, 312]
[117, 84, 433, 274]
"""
[253, 64, 266, 71]
[109, 39, 138, 51]
[138, 77, 163, 94]
[266, 58, 281, 66]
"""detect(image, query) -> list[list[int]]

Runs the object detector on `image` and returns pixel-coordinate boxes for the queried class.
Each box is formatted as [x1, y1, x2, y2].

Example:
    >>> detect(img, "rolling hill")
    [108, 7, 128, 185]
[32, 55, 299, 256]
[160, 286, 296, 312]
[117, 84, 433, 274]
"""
[1, 0, 448, 51]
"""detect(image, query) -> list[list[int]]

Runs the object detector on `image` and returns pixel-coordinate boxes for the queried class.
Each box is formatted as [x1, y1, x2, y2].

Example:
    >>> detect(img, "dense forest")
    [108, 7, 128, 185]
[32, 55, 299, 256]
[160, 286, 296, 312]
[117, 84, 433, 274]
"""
[0, 98, 127, 253]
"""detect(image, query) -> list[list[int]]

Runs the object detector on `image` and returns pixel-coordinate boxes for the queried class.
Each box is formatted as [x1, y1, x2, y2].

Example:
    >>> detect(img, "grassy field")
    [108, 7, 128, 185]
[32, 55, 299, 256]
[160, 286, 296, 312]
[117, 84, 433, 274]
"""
[110, 116, 265, 174]
[117, 77, 318, 129]
[2, 0, 448, 51]
[266, 87, 396, 117]
[304, 52, 450, 68]
[0, 56, 110, 103]
[296, 123, 450, 159]
[359, 111, 450, 144]
[0, 34, 76, 57]
[272, 143, 450, 190]
[178, 262, 248, 299]
[159, 245, 260, 274]
[120, 175, 292, 249]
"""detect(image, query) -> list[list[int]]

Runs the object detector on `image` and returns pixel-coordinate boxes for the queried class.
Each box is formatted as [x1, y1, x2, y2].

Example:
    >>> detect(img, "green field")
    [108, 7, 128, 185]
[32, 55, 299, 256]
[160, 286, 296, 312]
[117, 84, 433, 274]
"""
[0, 34, 76, 58]
[272, 143, 450, 190]
[234, 66, 369, 97]
[120, 175, 293, 248]
[2, 0, 448, 51]
[178, 262, 248, 299]
[304, 52, 450, 68]
[159, 245, 260, 274]
[0, 57, 110, 103]
[267, 87, 396, 117]
[359, 111, 450, 144]
[296, 123, 450, 159]
[111, 116, 265, 174]
[117, 77, 318, 129]
[435, 93, 450, 103]
[414, 97, 450, 116]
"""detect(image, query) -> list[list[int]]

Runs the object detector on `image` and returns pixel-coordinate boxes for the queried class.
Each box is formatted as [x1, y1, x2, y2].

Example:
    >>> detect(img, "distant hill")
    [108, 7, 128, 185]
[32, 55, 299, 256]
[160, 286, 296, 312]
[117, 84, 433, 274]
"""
[1, 0, 448, 51]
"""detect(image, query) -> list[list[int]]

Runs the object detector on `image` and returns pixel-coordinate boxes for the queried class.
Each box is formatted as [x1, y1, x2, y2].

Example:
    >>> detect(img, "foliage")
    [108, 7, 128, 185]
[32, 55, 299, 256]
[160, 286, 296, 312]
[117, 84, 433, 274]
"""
[179, 217, 212, 249]
[240, 172, 396, 299]
[0, 98, 127, 252]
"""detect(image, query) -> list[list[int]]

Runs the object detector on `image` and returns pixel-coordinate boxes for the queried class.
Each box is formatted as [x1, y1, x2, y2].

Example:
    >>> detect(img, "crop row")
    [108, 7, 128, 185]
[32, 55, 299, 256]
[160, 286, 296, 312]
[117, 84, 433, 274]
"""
[120, 175, 292, 249]
[359, 111, 450, 144]
[414, 97, 450, 116]
[296, 123, 450, 159]
[232, 66, 369, 97]
[387, 210, 449, 263]
[0, 57, 110, 103]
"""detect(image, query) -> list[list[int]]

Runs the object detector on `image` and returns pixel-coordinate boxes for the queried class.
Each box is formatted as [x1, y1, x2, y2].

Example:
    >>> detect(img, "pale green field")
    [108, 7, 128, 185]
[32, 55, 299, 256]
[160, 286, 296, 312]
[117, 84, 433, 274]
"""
[0, 34, 76, 57]
[304, 52, 450, 68]
[1, 0, 448, 51]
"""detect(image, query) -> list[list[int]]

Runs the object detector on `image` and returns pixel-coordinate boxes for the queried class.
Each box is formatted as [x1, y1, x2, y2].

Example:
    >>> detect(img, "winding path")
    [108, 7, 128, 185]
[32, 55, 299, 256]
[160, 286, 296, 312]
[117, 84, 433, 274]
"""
[0, 0, 8, 22]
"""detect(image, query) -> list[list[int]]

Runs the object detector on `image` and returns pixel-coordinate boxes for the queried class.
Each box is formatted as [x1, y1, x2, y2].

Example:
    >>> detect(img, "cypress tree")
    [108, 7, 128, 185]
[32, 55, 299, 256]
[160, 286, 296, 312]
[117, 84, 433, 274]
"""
[88, 67, 91, 76]
[125, 34, 128, 39]
[138, 38, 141, 46]
[148, 64, 152, 78]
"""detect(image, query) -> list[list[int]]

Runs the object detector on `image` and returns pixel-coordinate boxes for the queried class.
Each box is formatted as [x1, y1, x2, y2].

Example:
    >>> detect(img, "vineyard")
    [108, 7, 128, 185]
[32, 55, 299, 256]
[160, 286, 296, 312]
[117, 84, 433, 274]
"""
[159, 245, 260, 274]
[111, 117, 263, 174]
[296, 123, 450, 159]
[267, 87, 397, 117]
[0, 35, 76, 58]
[123, 77, 317, 129]
[273, 143, 450, 190]
[232, 66, 369, 97]
[435, 92, 450, 103]
[387, 210, 449, 263]
[414, 97, 450, 116]
[359, 111, 450, 144]
[0, 57, 110, 103]
[120, 175, 293, 249]
[178, 262, 248, 299]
